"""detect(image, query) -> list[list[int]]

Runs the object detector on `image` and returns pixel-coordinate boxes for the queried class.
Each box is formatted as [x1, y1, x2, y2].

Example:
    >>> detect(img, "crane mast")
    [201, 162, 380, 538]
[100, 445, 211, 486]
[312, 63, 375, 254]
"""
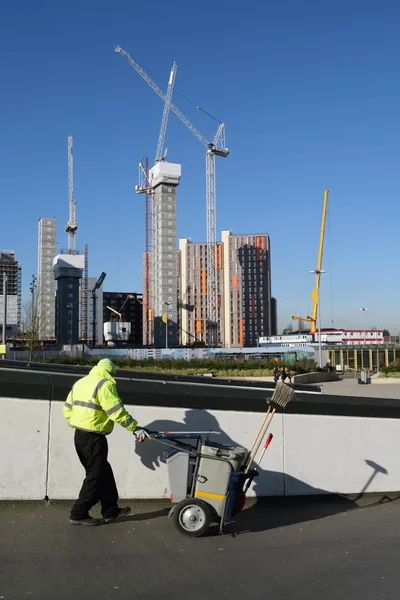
[156, 61, 178, 162]
[310, 189, 329, 329]
[292, 189, 329, 334]
[115, 46, 229, 347]
[206, 123, 226, 345]
[66, 136, 78, 253]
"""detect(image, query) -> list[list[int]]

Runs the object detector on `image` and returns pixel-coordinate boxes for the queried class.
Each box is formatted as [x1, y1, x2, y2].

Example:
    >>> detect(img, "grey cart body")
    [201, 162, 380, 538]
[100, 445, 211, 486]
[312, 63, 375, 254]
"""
[150, 432, 257, 537]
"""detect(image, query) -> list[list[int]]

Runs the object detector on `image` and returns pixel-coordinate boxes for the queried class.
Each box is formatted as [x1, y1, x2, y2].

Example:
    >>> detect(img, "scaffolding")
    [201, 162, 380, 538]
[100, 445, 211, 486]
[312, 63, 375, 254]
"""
[143, 157, 154, 346]
[0, 250, 22, 333]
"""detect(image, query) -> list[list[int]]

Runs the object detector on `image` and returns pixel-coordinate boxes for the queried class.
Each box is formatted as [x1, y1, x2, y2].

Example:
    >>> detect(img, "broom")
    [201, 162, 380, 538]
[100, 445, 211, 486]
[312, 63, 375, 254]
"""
[245, 381, 294, 473]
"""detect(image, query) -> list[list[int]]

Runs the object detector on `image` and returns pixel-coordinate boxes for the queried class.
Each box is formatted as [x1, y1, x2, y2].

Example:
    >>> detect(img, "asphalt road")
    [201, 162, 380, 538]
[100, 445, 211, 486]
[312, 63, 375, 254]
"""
[1, 496, 400, 600]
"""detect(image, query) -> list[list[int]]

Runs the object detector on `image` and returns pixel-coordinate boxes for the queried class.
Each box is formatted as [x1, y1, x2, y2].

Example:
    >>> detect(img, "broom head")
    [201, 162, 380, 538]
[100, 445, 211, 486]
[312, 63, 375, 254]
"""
[268, 381, 295, 409]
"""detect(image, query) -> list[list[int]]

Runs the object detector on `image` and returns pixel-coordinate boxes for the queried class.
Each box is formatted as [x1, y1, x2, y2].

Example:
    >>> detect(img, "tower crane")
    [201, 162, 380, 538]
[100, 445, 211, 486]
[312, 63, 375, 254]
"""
[292, 189, 329, 334]
[115, 46, 230, 347]
[66, 136, 78, 253]
[134, 60, 178, 345]
[155, 61, 178, 163]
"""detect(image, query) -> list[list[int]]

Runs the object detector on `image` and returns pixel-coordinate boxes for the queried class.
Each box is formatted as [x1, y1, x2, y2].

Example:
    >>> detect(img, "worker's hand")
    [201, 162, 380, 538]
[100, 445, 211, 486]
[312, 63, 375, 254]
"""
[134, 427, 152, 443]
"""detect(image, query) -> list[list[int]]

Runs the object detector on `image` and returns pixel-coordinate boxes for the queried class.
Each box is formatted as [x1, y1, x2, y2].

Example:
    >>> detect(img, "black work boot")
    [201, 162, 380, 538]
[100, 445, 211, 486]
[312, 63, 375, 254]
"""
[104, 507, 132, 523]
[70, 517, 101, 527]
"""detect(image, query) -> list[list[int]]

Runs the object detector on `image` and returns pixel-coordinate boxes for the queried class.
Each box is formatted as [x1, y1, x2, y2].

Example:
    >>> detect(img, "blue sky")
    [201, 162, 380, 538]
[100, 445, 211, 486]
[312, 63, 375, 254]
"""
[0, 0, 399, 332]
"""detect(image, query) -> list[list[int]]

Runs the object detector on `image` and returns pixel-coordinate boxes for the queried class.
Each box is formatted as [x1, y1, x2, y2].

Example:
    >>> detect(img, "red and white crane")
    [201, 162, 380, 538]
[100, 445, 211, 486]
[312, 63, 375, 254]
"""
[115, 46, 229, 347]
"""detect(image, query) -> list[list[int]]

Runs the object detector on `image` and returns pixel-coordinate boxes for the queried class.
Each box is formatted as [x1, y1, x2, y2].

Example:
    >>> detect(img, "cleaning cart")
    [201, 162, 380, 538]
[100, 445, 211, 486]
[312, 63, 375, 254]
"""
[141, 430, 257, 536]
[136, 382, 294, 537]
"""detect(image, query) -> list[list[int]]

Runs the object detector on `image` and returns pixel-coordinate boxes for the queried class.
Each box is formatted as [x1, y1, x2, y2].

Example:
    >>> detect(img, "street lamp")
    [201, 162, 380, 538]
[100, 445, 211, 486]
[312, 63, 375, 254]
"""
[309, 269, 326, 368]
[163, 301, 171, 350]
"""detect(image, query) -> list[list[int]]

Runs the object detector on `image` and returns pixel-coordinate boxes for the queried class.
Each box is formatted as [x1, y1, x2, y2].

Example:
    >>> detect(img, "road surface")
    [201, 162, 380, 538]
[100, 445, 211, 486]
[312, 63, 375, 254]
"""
[1, 496, 400, 600]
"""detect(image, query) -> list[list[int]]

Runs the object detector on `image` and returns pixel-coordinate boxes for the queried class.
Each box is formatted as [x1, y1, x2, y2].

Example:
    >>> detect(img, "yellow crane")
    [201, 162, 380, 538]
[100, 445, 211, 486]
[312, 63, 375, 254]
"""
[292, 189, 329, 334]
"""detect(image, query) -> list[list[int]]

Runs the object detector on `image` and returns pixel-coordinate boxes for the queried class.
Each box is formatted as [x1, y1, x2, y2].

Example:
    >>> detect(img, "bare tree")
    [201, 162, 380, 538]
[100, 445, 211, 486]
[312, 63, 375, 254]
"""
[297, 319, 305, 332]
[22, 275, 43, 361]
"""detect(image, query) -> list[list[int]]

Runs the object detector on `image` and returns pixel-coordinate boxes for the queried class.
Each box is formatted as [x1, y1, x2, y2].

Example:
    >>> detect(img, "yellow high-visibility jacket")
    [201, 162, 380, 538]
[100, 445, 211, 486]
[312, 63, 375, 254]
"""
[63, 365, 137, 435]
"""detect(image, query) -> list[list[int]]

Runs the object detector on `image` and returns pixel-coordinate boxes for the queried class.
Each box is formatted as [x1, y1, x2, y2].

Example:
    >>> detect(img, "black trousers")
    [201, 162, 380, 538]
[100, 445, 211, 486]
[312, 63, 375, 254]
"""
[70, 429, 119, 520]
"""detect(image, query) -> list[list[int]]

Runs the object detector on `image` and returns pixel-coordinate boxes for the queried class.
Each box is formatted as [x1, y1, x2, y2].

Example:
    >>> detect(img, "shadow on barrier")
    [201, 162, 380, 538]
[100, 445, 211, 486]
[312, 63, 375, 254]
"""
[134, 409, 390, 535]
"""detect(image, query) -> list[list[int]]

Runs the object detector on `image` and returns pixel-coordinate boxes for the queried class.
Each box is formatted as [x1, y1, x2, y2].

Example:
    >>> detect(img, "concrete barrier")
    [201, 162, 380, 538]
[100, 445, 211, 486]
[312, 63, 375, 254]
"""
[1, 396, 398, 500]
[0, 399, 50, 500]
[293, 371, 341, 384]
[1, 364, 399, 500]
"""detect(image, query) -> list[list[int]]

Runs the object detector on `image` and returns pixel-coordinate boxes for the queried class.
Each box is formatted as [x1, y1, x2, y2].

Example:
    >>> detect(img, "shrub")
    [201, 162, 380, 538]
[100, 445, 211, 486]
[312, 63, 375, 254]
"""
[42, 355, 317, 374]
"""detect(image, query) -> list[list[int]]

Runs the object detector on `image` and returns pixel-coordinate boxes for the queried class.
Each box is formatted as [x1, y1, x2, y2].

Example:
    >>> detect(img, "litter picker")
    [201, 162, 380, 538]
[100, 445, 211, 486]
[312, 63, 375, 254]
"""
[244, 433, 274, 493]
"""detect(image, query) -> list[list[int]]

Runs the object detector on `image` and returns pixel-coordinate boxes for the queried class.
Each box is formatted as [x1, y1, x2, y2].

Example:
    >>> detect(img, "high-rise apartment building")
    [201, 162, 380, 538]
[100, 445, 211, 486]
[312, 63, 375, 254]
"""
[0, 251, 21, 338]
[222, 230, 272, 347]
[53, 253, 84, 345]
[38, 218, 57, 340]
[179, 238, 224, 346]
[149, 161, 181, 347]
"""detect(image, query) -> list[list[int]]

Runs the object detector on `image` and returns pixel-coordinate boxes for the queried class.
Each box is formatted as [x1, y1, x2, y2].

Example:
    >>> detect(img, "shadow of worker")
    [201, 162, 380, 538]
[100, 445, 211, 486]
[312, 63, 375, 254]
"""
[135, 409, 359, 535]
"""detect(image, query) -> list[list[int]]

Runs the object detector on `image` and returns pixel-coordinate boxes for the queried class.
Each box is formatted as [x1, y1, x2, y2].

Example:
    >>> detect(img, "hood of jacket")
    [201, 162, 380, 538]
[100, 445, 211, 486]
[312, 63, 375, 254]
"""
[89, 365, 116, 384]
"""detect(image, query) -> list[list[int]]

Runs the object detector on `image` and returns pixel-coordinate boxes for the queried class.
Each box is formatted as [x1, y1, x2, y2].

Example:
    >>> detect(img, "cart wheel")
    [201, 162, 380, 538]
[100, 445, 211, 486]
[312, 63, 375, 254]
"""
[172, 498, 212, 537]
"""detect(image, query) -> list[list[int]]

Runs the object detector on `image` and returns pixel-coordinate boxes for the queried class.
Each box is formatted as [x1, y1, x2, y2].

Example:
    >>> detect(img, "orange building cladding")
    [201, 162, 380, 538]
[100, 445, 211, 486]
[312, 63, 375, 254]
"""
[222, 230, 272, 348]
[178, 239, 225, 346]
[179, 232, 272, 348]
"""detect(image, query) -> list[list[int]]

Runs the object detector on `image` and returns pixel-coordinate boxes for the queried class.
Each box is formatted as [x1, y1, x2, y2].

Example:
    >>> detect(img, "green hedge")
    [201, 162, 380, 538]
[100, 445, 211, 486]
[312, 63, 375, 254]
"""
[381, 363, 400, 374]
[43, 356, 316, 374]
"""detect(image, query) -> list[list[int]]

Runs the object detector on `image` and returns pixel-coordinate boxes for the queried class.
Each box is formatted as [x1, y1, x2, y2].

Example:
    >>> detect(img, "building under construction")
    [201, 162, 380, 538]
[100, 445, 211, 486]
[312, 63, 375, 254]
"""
[53, 252, 84, 345]
[0, 250, 22, 338]
[149, 161, 181, 347]
[37, 218, 57, 340]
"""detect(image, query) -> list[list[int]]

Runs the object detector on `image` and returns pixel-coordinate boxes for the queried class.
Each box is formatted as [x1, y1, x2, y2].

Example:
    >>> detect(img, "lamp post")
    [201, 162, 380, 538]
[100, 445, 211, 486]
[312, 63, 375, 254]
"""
[163, 301, 171, 350]
[309, 269, 326, 368]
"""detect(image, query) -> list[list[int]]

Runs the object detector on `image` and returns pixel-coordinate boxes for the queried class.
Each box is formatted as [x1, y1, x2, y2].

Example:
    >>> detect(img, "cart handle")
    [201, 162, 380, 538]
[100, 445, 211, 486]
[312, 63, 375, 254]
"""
[161, 431, 221, 435]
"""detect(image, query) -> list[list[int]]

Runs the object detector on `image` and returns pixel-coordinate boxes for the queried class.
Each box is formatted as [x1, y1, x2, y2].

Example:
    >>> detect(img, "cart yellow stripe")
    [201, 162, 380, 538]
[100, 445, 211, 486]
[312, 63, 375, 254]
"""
[195, 491, 226, 501]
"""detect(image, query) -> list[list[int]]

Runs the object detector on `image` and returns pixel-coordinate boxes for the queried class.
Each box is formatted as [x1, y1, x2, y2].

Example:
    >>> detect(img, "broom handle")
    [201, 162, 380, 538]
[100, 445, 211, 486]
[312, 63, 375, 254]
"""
[247, 405, 272, 458]
[245, 408, 276, 473]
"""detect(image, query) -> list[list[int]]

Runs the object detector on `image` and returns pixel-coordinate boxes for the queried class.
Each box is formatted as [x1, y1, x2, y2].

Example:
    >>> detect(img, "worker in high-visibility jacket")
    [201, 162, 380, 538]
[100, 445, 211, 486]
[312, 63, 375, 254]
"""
[63, 358, 138, 526]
